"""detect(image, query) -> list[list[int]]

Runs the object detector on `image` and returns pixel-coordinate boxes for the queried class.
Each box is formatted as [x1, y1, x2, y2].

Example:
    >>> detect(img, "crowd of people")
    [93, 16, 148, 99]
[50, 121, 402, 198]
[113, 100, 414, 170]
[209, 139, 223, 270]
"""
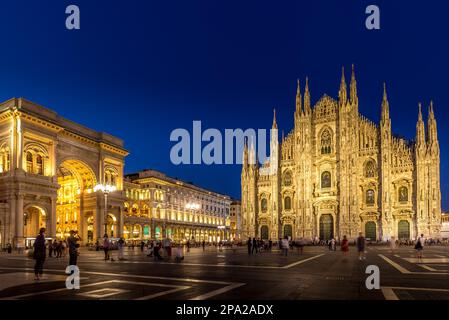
[31, 228, 82, 280]
[2, 227, 441, 282]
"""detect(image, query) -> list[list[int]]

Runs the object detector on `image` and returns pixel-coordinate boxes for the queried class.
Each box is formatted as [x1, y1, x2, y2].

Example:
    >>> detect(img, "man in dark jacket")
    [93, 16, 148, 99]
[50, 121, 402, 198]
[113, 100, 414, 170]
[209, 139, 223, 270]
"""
[33, 228, 47, 280]
[67, 230, 82, 266]
[247, 238, 252, 255]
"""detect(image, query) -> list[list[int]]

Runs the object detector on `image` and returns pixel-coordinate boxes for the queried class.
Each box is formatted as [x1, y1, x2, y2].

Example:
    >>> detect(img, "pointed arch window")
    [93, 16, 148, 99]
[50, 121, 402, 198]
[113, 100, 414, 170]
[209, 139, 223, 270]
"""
[365, 160, 376, 178]
[320, 129, 332, 154]
[261, 198, 268, 213]
[283, 171, 292, 186]
[399, 186, 408, 203]
[284, 196, 292, 210]
[321, 171, 331, 188]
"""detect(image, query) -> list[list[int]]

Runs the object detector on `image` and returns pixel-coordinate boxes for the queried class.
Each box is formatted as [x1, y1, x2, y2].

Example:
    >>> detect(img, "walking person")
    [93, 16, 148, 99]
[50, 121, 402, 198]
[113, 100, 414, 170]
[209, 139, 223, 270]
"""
[147, 240, 154, 257]
[268, 239, 272, 252]
[341, 235, 349, 261]
[356, 232, 366, 260]
[252, 237, 257, 254]
[33, 228, 47, 280]
[389, 236, 396, 252]
[415, 234, 425, 262]
[186, 239, 190, 253]
[103, 234, 111, 261]
[140, 241, 145, 252]
[282, 236, 289, 257]
[202, 240, 206, 252]
[48, 240, 54, 258]
[247, 238, 252, 255]
[117, 237, 126, 260]
[67, 230, 82, 266]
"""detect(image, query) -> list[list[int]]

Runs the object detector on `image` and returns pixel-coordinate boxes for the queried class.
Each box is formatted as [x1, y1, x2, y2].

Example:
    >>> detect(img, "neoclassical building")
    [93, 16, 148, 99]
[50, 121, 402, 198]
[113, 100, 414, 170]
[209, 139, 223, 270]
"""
[122, 169, 231, 243]
[241, 66, 442, 241]
[0, 98, 233, 248]
[0, 98, 128, 248]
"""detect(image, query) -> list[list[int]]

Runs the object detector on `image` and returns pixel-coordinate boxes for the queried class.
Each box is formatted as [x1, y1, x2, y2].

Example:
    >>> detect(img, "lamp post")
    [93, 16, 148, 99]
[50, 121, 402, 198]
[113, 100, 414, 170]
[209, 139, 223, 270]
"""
[94, 183, 117, 237]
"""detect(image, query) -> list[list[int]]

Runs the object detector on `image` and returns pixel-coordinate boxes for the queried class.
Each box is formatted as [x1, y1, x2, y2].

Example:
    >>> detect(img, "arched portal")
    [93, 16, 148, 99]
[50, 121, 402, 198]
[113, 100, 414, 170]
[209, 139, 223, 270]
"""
[260, 225, 269, 240]
[365, 221, 377, 240]
[106, 214, 117, 238]
[132, 224, 142, 240]
[143, 225, 151, 239]
[398, 220, 410, 240]
[56, 159, 97, 241]
[319, 214, 334, 241]
[86, 214, 94, 243]
[23, 206, 46, 239]
[283, 224, 293, 239]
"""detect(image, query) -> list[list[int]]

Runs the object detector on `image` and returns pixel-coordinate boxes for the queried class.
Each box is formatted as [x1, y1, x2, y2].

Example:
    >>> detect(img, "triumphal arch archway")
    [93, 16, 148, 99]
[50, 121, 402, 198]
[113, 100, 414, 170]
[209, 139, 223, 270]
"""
[0, 98, 128, 248]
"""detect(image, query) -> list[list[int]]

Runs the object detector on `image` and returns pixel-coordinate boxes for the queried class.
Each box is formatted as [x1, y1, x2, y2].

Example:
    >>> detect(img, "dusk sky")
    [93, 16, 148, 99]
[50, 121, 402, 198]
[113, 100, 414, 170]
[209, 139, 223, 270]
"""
[0, 0, 447, 210]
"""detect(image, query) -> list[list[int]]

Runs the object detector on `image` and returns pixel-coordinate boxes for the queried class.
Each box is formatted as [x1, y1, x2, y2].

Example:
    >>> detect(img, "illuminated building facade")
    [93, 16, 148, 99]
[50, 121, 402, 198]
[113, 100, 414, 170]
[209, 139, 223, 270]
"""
[442, 212, 449, 240]
[230, 200, 242, 241]
[123, 169, 231, 243]
[0, 98, 128, 247]
[242, 67, 442, 241]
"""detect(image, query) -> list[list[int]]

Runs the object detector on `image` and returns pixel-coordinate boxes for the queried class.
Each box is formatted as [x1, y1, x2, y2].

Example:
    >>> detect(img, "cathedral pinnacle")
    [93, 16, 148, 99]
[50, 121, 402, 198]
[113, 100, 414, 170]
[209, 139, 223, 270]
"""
[339, 66, 347, 104]
[272, 108, 278, 129]
[350, 64, 358, 104]
[296, 79, 302, 114]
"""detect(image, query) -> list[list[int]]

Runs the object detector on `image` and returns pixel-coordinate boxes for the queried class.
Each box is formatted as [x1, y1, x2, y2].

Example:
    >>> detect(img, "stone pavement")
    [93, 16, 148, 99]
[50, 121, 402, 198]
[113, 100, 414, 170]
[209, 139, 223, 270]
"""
[0, 245, 448, 300]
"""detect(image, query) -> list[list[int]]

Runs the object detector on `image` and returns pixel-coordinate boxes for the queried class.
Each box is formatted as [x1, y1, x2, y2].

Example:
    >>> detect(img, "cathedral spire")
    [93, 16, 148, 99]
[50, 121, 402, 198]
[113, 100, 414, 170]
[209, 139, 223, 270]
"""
[338, 66, 347, 105]
[304, 77, 311, 115]
[427, 100, 438, 147]
[381, 82, 390, 124]
[272, 108, 278, 129]
[416, 103, 425, 147]
[350, 64, 358, 105]
[295, 79, 302, 115]
[242, 137, 249, 168]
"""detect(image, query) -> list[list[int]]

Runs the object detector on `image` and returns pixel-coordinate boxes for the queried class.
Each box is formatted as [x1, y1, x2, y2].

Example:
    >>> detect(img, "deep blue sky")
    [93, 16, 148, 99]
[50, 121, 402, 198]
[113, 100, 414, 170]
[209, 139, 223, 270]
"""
[0, 1, 447, 210]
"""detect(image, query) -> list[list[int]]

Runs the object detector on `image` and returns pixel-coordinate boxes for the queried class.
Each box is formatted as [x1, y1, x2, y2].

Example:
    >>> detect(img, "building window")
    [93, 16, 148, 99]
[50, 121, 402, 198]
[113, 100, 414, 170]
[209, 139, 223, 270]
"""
[284, 197, 292, 210]
[365, 160, 376, 178]
[36, 154, 43, 175]
[0, 146, 10, 173]
[26, 152, 33, 173]
[366, 189, 375, 206]
[283, 171, 292, 186]
[321, 171, 331, 188]
[261, 198, 268, 213]
[320, 129, 332, 154]
[399, 186, 408, 203]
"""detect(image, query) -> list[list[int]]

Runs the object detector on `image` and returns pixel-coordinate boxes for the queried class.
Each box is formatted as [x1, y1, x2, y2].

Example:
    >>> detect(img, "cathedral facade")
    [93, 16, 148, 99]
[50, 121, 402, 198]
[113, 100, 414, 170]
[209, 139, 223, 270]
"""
[241, 66, 442, 241]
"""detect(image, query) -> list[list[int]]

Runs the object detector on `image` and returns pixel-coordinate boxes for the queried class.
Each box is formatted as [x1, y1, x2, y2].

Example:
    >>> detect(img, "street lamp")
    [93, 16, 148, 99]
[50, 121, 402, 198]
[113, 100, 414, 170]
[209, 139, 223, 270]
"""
[94, 183, 117, 237]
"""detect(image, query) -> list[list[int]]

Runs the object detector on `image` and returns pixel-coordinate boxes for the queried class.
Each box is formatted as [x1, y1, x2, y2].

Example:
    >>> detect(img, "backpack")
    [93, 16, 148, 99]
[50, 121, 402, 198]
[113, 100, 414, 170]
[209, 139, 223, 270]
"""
[415, 239, 423, 250]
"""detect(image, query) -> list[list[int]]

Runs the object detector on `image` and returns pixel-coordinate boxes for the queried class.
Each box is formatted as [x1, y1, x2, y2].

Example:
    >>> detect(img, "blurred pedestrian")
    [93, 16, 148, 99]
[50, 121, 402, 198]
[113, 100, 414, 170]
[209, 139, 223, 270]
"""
[68, 230, 82, 266]
[33, 228, 47, 280]
[103, 234, 111, 261]
[415, 234, 425, 262]
[341, 235, 349, 261]
[356, 232, 366, 260]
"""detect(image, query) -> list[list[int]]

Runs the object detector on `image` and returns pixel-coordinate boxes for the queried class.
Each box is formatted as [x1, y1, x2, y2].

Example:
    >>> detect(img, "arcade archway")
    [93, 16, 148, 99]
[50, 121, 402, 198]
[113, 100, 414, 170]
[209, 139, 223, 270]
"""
[56, 159, 97, 241]
[24, 206, 46, 238]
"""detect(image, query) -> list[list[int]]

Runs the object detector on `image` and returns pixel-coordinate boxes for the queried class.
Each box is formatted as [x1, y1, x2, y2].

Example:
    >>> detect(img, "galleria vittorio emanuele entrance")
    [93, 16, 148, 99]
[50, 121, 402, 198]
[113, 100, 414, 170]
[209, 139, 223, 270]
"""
[0, 98, 127, 247]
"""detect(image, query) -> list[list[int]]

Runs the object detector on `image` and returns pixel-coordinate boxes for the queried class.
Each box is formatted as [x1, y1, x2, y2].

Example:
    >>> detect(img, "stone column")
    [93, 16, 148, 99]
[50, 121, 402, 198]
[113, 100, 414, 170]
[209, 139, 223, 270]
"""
[9, 196, 16, 245]
[15, 194, 24, 247]
[118, 207, 124, 238]
[49, 197, 57, 239]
